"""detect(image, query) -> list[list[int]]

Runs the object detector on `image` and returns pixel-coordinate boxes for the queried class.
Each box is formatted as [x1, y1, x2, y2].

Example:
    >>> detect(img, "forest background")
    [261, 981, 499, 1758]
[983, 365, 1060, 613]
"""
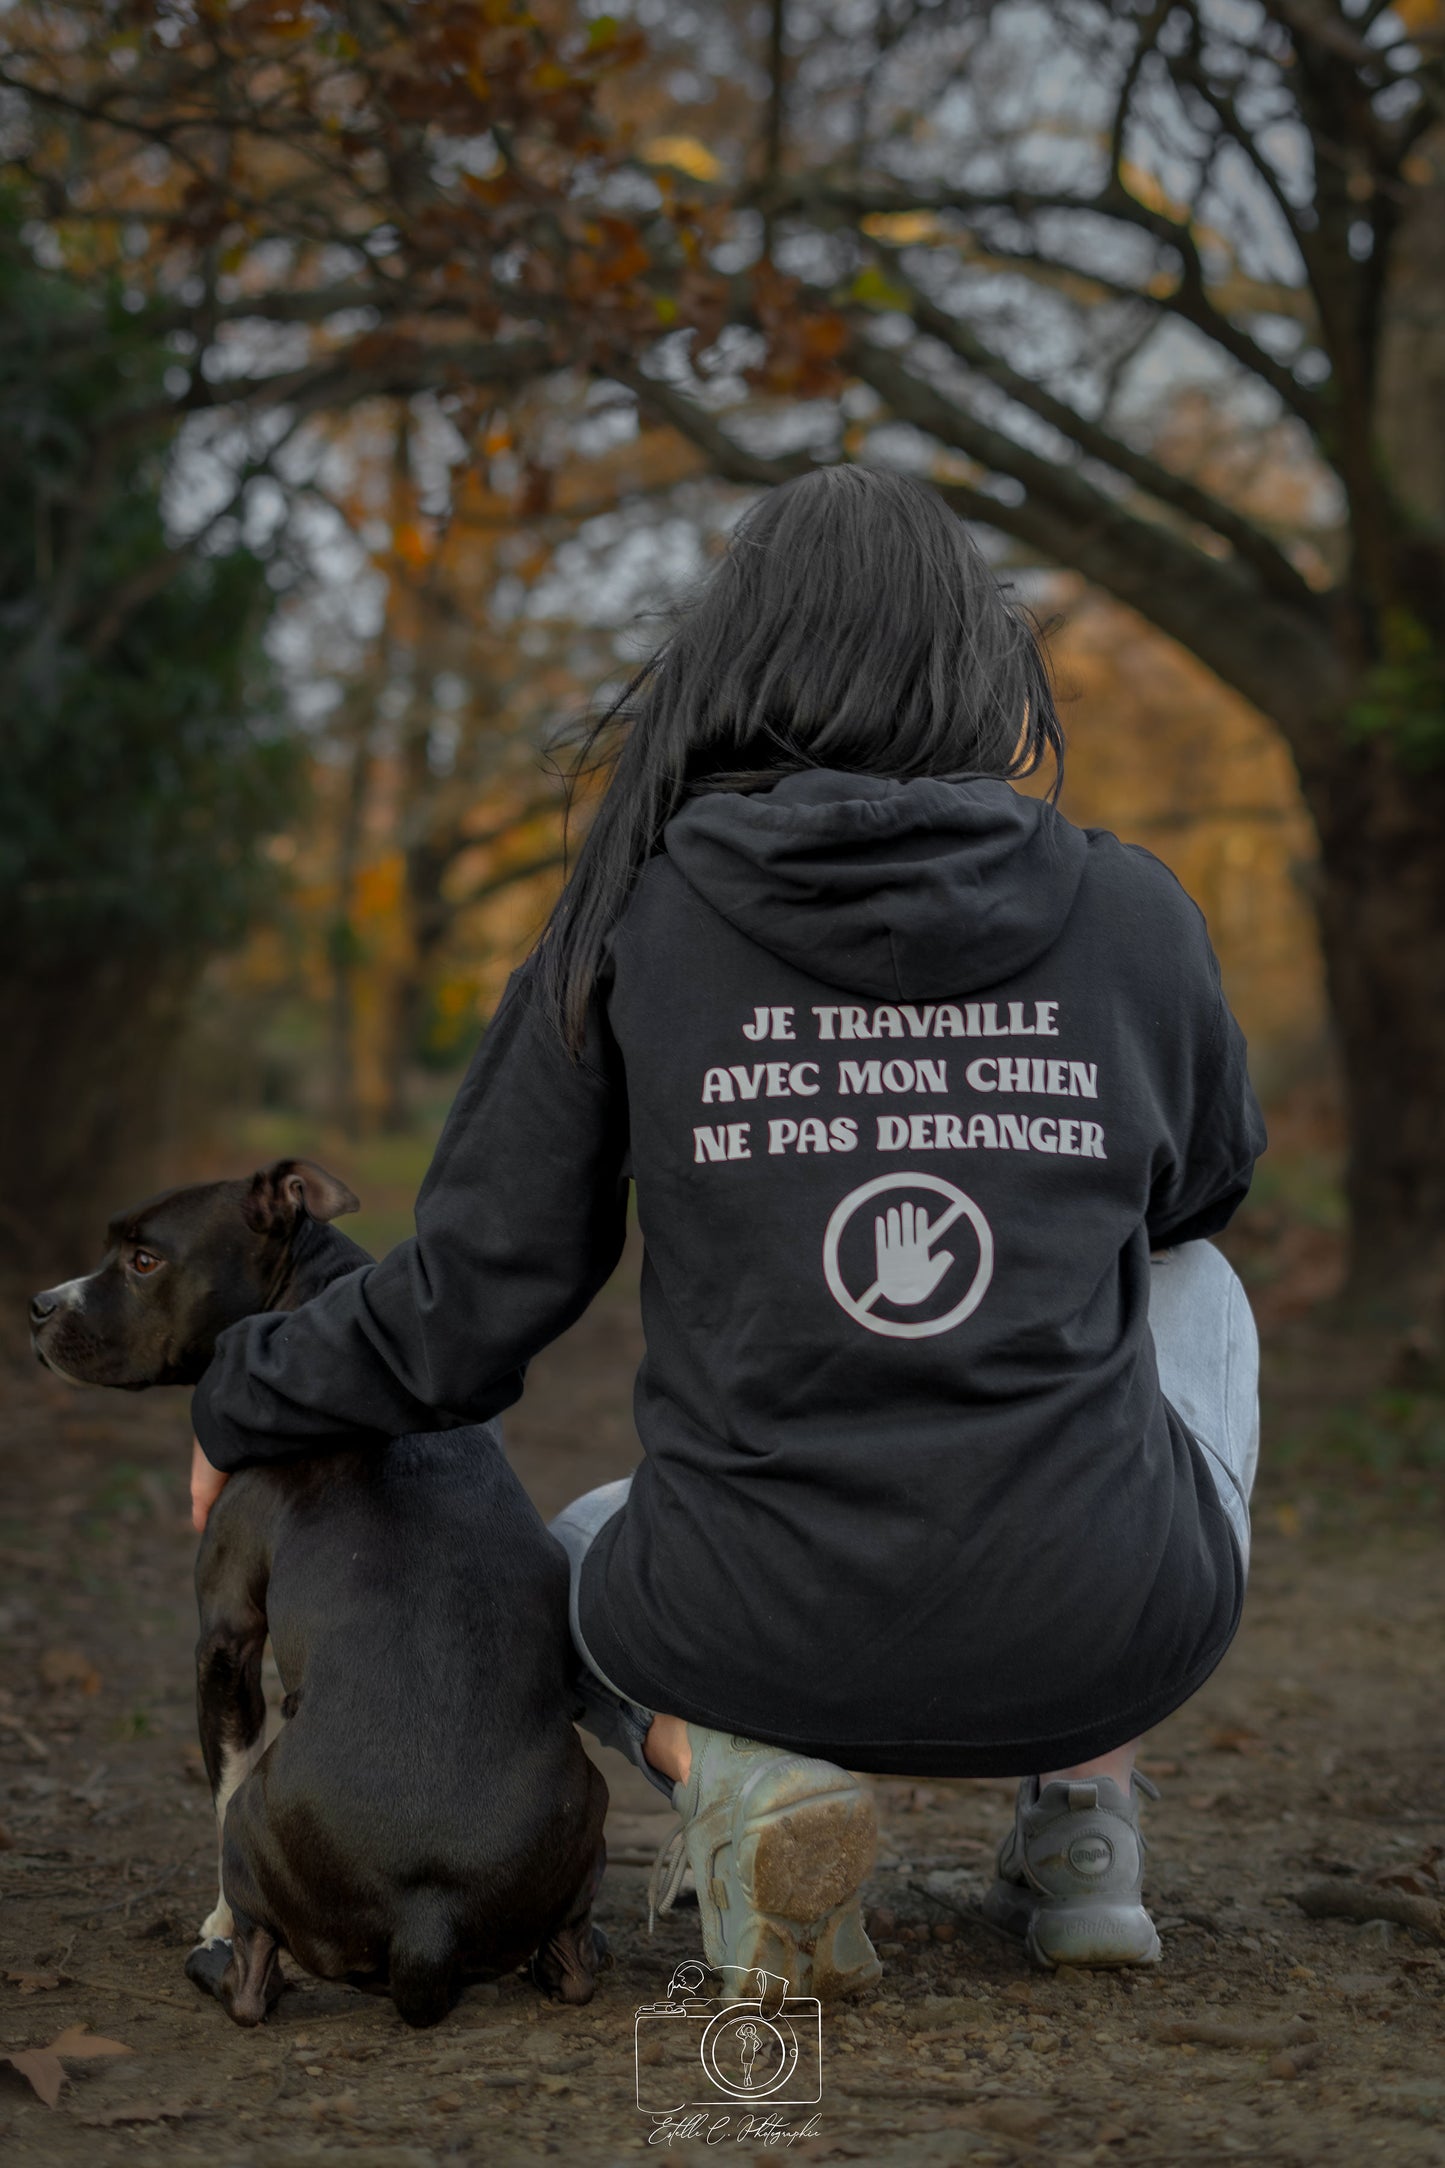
[2, 0, 1443, 1486]
[4, 13, 1445, 2162]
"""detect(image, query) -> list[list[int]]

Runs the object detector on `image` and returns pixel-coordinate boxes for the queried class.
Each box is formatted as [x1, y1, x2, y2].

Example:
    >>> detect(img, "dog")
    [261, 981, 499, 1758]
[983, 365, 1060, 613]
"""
[30, 1158, 609, 2027]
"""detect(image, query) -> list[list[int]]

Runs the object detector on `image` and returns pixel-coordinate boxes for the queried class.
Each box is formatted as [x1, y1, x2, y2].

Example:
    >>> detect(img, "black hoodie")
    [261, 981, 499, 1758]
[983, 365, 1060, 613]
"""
[194, 772, 1264, 1774]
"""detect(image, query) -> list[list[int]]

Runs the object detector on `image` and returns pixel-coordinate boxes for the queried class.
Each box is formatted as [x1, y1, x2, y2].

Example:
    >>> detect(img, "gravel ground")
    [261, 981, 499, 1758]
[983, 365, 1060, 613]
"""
[3, 1256, 1442, 2166]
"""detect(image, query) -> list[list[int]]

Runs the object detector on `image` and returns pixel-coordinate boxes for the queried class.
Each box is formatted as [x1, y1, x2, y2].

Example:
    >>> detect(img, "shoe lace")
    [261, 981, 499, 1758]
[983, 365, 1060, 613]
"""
[647, 1825, 689, 1934]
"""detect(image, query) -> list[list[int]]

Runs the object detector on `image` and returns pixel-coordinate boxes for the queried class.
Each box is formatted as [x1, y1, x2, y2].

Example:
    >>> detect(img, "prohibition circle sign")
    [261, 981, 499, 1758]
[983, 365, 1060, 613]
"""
[822, 1171, 994, 1340]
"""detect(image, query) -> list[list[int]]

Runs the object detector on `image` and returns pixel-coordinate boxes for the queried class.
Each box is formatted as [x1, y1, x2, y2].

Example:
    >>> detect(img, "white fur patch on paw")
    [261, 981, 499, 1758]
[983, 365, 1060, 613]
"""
[199, 1901, 234, 1943]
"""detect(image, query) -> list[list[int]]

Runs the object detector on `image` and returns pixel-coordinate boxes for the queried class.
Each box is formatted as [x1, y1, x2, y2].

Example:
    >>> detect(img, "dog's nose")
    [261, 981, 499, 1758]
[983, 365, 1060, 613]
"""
[29, 1290, 59, 1326]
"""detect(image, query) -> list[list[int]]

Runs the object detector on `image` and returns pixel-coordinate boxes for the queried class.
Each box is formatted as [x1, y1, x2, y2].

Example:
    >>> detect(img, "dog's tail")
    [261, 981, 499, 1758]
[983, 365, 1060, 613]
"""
[389, 1890, 460, 2029]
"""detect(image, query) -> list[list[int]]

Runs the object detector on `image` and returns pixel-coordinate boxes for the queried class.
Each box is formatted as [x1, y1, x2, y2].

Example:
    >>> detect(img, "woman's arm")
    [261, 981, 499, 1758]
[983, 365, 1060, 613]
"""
[192, 962, 630, 1473]
[1146, 982, 1267, 1251]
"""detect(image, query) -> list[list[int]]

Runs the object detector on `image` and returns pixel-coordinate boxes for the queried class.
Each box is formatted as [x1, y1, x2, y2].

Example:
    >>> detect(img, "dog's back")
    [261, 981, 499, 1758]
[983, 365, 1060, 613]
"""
[25, 1162, 610, 2020]
[31, 1160, 610, 2025]
[203, 1425, 607, 2013]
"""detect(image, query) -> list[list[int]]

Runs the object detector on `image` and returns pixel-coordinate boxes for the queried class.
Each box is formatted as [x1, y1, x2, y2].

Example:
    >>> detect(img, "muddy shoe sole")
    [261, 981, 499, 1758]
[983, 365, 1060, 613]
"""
[690, 1757, 882, 2001]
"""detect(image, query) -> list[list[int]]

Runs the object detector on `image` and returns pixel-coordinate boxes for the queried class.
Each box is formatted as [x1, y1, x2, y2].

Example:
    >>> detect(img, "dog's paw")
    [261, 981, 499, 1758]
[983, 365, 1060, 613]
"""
[185, 1939, 233, 1999]
[199, 1901, 234, 1944]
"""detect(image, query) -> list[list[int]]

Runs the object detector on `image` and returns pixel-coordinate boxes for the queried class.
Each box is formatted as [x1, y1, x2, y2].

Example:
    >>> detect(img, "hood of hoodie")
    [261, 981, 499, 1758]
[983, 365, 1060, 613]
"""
[663, 769, 1089, 999]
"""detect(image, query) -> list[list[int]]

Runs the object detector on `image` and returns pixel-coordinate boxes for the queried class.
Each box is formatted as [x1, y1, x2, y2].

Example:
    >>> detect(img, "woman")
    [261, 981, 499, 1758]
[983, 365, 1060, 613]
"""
[192, 466, 1262, 2000]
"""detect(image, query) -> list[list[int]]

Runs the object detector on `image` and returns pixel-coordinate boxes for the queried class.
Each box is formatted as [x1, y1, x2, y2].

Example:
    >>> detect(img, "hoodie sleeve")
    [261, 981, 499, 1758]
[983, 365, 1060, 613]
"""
[1146, 983, 1267, 1251]
[191, 960, 630, 1472]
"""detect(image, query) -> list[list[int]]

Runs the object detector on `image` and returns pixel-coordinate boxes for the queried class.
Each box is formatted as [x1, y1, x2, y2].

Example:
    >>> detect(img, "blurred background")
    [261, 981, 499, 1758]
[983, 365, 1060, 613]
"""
[3, 21, 1443, 2152]
[2, 0, 1442, 1486]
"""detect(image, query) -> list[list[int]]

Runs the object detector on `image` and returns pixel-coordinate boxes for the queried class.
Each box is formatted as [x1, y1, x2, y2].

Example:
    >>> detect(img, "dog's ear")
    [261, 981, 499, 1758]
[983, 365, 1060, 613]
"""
[244, 1159, 360, 1236]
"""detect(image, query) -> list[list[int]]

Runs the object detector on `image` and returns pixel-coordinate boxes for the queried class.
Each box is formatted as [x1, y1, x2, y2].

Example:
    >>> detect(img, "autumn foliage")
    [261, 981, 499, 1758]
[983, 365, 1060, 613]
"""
[4, 1, 1443, 1313]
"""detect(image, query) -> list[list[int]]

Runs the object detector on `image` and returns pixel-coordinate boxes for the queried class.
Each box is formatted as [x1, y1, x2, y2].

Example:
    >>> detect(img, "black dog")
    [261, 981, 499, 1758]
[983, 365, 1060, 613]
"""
[30, 1159, 609, 2027]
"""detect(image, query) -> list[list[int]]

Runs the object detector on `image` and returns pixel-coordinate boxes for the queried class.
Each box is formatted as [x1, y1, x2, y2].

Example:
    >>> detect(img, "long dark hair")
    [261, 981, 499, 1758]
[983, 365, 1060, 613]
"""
[537, 465, 1064, 1050]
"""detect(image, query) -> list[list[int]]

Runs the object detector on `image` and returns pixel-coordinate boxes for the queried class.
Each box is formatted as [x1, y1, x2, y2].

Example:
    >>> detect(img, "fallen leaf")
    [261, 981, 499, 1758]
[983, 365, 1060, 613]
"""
[37, 1650, 101, 1697]
[3, 2049, 64, 2109]
[5, 1972, 63, 1994]
[46, 2027, 129, 2061]
[1374, 1849, 1441, 1895]
[2, 2024, 132, 2108]
[1373, 1868, 1440, 1896]
[1205, 1725, 1266, 1755]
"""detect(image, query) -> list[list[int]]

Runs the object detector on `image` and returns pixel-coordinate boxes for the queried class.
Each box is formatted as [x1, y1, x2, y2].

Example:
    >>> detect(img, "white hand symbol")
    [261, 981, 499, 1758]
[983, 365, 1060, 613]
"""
[873, 1201, 955, 1306]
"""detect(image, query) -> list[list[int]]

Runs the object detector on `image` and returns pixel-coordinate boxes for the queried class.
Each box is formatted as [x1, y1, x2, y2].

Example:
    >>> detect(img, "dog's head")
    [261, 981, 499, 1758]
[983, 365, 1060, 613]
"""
[29, 1160, 361, 1389]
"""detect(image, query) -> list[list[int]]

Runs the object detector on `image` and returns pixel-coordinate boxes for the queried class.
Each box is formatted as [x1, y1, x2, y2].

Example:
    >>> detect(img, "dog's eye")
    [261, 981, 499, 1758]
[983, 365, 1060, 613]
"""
[131, 1250, 164, 1275]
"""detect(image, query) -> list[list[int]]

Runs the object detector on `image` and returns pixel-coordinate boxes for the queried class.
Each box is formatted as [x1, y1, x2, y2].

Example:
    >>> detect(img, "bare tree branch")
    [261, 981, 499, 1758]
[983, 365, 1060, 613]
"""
[609, 364, 816, 489]
[611, 360, 1338, 745]
[853, 253, 1320, 608]
[456, 848, 570, 911]
[764, 175, 1326, 429]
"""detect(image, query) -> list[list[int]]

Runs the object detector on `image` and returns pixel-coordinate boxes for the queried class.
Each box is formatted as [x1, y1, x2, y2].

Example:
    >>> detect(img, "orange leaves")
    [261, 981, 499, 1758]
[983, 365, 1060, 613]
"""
[11, 0, 682, 390]
[354, 859, 404, 923]
[461, 170, 513, 210]
[1049, 578, 1326, 1095]
[384, 0, 642, 148]
[565, 213, 652, 302]
[641, 135, 723, 183]
[747, 262, 849, 398]
[513, 462, 554, 518]
[391, 522, 433, 572]
[599, 234, 651, 290]
[1392, 0, 1445, 32]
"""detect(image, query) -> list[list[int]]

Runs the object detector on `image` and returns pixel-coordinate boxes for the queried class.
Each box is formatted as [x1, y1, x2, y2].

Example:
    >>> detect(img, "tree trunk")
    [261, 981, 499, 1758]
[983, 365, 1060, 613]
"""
[1296, 738, 1445, 1323]
[327, 695, 377, 1142]
[378, 829, 455, 1133]
[0, 952, 199, 1285]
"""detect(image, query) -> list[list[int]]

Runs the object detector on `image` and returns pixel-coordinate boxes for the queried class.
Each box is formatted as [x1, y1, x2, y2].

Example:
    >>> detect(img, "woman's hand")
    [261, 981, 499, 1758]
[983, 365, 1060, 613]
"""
[191, 1437, 230, 1534]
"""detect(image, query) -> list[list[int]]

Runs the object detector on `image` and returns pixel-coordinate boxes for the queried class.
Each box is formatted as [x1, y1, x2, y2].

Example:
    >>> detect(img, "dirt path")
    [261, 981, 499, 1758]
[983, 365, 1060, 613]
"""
[3, 1257, 1443, 2166]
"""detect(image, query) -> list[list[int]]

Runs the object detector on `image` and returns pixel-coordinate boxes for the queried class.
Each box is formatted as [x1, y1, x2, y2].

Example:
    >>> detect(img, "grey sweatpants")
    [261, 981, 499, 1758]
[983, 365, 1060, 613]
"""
[549, 1239, 1260, 1794]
